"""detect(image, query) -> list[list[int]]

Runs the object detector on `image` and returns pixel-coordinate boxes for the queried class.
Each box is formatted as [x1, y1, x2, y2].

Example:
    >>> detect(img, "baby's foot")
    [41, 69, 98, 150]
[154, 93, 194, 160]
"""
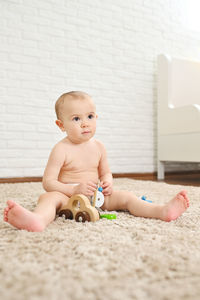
[4, 200, 45, 232]
[162, 190, 189, 222]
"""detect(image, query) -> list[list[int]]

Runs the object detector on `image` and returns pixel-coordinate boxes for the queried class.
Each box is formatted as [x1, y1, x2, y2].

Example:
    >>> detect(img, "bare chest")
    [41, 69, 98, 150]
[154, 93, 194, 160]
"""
[62, 143, 101, 172]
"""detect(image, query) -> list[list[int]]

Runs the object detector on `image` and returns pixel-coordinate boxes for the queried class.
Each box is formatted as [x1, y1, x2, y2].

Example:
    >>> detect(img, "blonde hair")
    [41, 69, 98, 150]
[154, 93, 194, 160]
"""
[55, 91, 91, 120]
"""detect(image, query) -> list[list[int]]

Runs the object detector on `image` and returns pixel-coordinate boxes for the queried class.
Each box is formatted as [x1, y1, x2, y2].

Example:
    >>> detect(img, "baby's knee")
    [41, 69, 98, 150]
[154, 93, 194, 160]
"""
[38, 191, 68, 205]
[101, 191, 129, 211]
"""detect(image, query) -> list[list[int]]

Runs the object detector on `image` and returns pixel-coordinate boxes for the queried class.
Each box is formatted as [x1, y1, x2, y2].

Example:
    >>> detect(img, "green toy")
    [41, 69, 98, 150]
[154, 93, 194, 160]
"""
[100, 214, 116, 220]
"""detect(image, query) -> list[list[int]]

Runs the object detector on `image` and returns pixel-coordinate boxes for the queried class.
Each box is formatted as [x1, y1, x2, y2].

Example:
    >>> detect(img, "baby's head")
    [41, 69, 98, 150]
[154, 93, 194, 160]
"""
[55, 91, 95, 121]
[55, 91, 97, 144]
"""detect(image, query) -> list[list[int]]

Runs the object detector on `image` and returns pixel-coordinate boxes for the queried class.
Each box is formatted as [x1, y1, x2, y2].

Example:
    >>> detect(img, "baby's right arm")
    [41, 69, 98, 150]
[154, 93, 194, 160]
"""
[42, 143, 76, 197]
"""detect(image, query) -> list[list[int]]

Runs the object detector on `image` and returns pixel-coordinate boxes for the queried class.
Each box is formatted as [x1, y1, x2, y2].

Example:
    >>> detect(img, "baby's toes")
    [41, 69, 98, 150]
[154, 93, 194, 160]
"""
[182, 196, 189, 209]
[180, 190, 188, 199]
[7, 199, 15, 208]
[180, 191, 189, 206]
[3, 209, 8, 221]
[185, 195, 190, 206]
[4, 206, 10, 212]
[176, 192, 184, 201]
[4, 207, 8, 215]
[186, 198, 190, 207]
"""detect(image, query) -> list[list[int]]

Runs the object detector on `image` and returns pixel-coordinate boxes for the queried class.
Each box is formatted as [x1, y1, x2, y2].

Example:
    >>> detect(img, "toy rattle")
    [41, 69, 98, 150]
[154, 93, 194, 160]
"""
[58, 183, 116, 222]
[91, 185, 104, 208]
[92, 183, 116, 220]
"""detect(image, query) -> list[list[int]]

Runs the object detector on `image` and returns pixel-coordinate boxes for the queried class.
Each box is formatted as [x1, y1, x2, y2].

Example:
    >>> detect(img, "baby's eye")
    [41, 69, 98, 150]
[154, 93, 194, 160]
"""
[88, 114, 94, 119]
[73, 117, 80, 122]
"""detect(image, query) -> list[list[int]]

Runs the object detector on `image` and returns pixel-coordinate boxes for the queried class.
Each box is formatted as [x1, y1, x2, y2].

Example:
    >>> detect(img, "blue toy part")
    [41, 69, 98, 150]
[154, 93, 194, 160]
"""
[98, 187, 103, 192]
[141, 195, 152, 203]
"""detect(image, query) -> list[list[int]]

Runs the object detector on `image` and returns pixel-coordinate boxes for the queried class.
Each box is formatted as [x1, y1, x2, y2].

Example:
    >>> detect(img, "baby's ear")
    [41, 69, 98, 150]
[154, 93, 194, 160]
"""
[55, 120, 65, 131]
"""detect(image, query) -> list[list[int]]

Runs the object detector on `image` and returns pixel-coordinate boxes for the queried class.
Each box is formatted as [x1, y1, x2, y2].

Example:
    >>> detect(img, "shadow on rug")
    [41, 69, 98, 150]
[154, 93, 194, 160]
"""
[1, 178, 200, 300]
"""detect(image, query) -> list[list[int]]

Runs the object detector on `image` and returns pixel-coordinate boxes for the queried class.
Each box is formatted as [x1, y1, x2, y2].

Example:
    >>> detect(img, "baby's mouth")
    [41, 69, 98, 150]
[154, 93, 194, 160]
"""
[82, 131, 91, 134]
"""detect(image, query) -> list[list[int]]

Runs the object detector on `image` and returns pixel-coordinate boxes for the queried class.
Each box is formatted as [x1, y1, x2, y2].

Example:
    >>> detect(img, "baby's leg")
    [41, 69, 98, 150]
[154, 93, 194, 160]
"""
[102, 190, 189, 221]
[4, 192, 69, 232]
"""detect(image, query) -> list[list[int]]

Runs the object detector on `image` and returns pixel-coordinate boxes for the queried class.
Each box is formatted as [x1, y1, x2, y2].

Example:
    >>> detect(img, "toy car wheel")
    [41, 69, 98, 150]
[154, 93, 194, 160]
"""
[75, 211, 90, 222]
[58, 209, 73, 220]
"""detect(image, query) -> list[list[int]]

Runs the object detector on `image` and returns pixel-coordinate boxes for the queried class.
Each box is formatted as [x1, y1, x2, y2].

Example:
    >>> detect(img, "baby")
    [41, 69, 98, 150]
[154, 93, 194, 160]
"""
[4, 91, 189, 231]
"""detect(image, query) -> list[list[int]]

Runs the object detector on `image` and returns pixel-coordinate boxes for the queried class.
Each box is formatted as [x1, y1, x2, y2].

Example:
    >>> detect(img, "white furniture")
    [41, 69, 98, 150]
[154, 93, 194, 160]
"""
[157, 54, 200, 179]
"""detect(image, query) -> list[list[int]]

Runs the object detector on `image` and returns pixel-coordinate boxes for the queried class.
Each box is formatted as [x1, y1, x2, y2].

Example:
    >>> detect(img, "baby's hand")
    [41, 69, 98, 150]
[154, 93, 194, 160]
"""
[100, 181, 113, 196]
[73, 181, 97, 197]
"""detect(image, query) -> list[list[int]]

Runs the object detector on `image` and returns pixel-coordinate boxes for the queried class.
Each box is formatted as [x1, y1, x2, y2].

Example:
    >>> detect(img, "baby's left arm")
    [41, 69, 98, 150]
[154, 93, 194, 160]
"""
[97, 141, 113, 196]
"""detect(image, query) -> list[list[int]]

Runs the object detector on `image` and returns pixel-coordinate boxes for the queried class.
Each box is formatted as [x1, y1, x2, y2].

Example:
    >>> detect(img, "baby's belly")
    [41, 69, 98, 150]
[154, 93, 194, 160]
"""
[58, 170, 99, 184]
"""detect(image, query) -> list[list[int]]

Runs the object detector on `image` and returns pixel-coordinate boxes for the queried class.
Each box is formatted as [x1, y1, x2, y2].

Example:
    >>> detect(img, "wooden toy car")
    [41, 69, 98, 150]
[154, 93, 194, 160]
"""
[58, 194, 100, 222]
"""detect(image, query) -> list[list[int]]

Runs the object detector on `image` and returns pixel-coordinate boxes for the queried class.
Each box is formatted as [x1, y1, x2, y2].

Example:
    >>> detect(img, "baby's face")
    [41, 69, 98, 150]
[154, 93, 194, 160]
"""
[58, 97, 97, 144]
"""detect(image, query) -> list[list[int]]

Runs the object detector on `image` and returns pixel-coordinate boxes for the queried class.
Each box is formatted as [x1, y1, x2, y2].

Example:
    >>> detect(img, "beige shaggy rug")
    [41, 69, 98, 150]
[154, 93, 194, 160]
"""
[1, 178, 200, 300]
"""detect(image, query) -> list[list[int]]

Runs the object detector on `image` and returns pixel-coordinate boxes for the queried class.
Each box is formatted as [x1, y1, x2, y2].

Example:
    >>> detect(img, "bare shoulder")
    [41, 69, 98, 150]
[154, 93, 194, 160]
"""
[94, 139, 107, 153]
[50, 138, 69, 156]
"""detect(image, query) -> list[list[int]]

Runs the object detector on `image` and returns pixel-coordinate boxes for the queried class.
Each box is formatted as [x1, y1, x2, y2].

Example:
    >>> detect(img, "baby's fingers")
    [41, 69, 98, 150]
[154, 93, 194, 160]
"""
[102, 181, 110, 188]
[86, 188, 97, 196]
[85, 183, 96, 196]
[102, 185, 113, 196]
[88, 181, 97, 187]
[87, 181, 98, 190]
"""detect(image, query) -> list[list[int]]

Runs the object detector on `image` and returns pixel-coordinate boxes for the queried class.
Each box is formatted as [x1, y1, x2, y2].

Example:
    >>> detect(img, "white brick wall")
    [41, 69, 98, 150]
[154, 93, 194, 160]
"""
[1, 0, 200, 177]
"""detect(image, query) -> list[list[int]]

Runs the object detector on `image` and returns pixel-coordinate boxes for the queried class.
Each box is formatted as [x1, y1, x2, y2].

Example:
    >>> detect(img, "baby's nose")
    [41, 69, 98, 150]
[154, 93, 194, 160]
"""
[81, 120, 89, 127]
